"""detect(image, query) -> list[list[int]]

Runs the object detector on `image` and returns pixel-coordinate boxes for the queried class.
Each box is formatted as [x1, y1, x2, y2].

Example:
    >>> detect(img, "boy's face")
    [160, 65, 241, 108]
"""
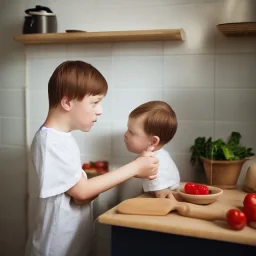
[124, 117, 152, 154]
[71, 94, 104, 132]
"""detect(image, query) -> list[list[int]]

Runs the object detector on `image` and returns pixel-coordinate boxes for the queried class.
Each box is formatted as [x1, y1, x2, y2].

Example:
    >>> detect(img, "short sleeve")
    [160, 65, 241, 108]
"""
[35, 132, 83, 198]
[142, 148, 180, 192]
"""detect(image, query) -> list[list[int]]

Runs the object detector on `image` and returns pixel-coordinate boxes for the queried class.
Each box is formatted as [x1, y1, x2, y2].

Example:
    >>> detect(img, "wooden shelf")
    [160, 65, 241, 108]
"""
[217, 22, 256, 37]
[13, 29, 186, 45]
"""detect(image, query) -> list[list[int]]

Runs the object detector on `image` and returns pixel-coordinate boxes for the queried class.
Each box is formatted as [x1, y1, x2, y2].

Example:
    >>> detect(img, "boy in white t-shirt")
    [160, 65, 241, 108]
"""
[124, 101, 180, 199]
[25, 61, 159, 256]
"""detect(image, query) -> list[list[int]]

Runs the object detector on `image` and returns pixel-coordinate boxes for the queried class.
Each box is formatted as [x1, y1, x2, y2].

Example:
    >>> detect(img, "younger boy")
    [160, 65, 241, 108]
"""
[25, 61, 159, 256]
[124, 101, 180, 199]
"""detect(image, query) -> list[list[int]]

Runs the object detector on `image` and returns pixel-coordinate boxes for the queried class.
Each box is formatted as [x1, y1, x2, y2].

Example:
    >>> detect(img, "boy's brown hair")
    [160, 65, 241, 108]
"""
[48, 60, 108, 108]
[129, 101, 177, 145]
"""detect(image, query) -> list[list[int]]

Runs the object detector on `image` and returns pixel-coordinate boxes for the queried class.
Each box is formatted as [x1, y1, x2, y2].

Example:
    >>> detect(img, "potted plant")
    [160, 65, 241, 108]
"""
[190, 132, 254, 189]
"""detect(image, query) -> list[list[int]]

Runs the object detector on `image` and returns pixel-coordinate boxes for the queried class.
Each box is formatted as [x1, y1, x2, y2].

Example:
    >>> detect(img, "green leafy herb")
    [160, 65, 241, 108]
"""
[190, 131, 254, 171]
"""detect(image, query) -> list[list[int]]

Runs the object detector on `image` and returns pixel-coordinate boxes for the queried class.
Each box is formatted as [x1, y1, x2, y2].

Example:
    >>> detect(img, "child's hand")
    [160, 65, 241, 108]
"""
[138, 146, 158, 180]
[135, 147, 159, 179]
[140, 146, 154, 157]
[155, 189, 175, 199]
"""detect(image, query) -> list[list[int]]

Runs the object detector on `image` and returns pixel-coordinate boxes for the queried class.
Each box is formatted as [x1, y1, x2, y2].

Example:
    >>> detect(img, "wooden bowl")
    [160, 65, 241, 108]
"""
[177, 185, 223, 205]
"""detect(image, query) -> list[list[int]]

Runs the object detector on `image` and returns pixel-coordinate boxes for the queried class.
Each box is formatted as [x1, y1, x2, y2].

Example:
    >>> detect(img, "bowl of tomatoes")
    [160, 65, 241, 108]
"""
[82, 160, 109, 177]
[178, 182, 223, 205]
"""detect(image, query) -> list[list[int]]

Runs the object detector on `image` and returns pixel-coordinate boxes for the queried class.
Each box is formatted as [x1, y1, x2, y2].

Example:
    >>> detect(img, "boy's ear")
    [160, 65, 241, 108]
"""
[61, 96, 73, 111]
[150, 136, 160, 147]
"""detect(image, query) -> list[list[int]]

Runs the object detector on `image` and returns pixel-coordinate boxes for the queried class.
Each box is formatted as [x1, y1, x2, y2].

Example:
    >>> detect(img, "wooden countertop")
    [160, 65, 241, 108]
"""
[98, 186, 256, 246]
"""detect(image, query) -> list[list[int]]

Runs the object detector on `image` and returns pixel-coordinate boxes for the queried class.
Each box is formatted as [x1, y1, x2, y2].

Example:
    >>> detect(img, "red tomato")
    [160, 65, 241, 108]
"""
[82, 163, 91, 170]
[94, 161, 108, 170]
[184, 182, 198, 194]
[243, 205, 256, 222]
[194, 188, 201, 195]
[226, 209, 247, 230]
[197, 184, 209, 195]
[243, 193, 256, 209]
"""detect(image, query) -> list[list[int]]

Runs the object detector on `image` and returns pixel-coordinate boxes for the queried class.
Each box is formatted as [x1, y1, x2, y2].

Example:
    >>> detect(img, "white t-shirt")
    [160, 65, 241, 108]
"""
[143, 148, 180, 192]
[25, 127, 93, 256]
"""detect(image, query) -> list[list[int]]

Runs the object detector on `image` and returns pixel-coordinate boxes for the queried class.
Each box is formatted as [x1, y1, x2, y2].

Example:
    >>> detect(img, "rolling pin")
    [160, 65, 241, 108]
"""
[117, 198, 227, 221]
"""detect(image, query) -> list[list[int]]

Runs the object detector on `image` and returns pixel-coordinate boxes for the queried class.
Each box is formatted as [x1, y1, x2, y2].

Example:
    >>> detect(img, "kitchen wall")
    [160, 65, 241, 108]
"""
[0, 0, 27, 255]
[0, 0, 256, 255]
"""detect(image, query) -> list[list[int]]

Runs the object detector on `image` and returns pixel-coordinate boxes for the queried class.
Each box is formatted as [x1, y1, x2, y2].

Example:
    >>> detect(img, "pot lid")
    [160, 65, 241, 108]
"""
[28, 11, 56, 16]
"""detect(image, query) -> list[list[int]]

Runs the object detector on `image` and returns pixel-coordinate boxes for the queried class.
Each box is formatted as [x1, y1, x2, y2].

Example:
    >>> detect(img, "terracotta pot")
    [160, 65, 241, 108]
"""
[200, 157, 247, 189]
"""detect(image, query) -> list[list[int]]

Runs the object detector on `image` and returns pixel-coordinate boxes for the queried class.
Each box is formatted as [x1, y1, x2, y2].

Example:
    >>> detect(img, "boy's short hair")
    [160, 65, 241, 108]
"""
[129, 101, 177, 145]
[48, 60, 108, 108]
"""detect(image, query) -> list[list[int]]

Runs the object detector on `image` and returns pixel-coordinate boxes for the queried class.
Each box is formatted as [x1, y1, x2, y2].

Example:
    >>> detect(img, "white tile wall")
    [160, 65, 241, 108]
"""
[165, 120, 214, 154]
[216, 54, 256, 89]
[1, 118, 25, 146]
[113, 89, 163, 120]
[172, 154, 198, 182]
[216, 33, 256, 54]
[0, 58, 25, 89]
[27, 57, 68, 89]
[215, 89, 256, 122]
[0, 147, 27, 196]
[82, 122, 112, 159]
[1, 0, 256, 255]
[0, 0, 34, 254]
[0, 147, 27, 254]
[0, 89, 25, 117]
[27, 89, 48, 121]
[111, 121, 131, 157]
[163, 4, 218, 55]
[163, 55, 215, 88]
[113, 56, 163, 88]
[67, 43, 113, 58]
[163, 89, 215, 120]
[113, 41, 163, 56]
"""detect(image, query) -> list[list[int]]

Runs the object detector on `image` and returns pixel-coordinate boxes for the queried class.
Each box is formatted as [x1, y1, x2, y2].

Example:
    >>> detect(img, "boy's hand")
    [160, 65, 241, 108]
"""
[140, 146, 154, 157]
[147, 174, 158, 180]
[135, 146, 159, 179]
[138, 146, 158, 180]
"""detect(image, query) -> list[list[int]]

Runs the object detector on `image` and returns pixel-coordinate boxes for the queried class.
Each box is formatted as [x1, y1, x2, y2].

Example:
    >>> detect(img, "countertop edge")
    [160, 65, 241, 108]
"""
[98, 188, 256, 247]
[98, 208, 256, 246]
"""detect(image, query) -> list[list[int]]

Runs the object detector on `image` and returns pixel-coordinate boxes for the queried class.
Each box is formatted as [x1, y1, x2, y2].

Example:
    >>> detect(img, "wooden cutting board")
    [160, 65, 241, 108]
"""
[117, 198, 227, 221]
